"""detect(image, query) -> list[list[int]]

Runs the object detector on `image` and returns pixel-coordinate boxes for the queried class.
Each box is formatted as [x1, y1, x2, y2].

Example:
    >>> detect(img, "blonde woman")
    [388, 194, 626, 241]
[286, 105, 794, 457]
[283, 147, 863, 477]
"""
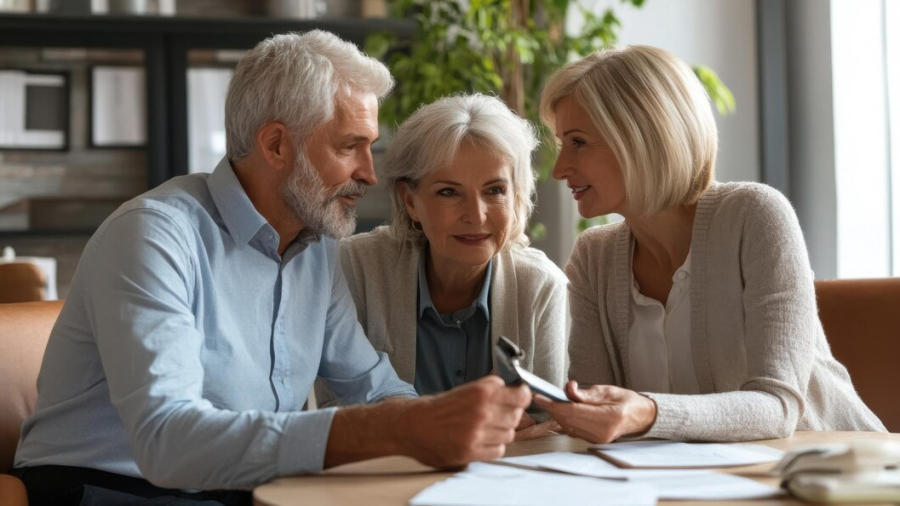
[315, 94, 567, 437]
[534, 45, 885, 442]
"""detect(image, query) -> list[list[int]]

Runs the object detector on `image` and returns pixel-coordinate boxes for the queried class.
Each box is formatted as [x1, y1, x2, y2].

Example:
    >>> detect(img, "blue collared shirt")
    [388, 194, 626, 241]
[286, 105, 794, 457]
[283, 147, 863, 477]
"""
[14, 158, 417, 490]
[413, 252, 493, 395]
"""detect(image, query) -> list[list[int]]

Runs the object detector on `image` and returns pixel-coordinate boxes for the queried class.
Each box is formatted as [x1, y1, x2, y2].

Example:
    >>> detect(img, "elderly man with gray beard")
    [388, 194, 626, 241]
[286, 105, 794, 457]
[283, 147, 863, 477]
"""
[12, 31, 531, 506]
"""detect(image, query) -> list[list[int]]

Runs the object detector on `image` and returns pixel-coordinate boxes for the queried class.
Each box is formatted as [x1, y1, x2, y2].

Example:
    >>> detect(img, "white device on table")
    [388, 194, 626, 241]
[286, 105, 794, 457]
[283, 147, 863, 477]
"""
[773, 439, 900, 504]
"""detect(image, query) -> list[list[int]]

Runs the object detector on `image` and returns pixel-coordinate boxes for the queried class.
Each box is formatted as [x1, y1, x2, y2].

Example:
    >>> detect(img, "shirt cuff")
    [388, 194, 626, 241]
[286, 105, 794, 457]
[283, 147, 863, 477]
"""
[276, 407, 338, 476]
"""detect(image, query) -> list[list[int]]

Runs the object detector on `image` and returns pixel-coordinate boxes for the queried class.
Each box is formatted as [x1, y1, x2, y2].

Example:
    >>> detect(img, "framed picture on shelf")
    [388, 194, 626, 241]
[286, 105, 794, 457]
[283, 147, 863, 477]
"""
[0, 70, 69, 151]
[89, 65, 147, 148]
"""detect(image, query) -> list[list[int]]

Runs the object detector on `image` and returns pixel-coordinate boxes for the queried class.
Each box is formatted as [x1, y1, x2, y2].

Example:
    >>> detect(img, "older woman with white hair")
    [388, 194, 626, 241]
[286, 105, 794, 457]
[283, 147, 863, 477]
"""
[315, 94, 567, 435]
[534, 45, 885, 442]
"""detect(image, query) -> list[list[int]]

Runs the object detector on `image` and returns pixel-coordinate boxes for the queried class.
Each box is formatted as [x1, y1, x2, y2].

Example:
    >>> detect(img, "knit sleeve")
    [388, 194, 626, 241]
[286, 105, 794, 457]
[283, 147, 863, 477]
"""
[566, 230, 618, 388]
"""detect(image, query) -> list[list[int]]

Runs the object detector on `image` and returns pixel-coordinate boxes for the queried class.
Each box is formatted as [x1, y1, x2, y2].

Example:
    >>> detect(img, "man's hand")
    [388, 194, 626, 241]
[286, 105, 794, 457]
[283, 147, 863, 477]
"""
[514, 420, 560, 441]
[396, 376, 532, 468]
[533, 381, 657, 443]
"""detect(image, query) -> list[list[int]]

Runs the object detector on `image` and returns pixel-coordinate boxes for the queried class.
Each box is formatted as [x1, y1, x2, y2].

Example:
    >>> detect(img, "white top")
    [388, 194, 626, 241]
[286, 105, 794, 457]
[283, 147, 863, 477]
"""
[628, 249, 700, 394]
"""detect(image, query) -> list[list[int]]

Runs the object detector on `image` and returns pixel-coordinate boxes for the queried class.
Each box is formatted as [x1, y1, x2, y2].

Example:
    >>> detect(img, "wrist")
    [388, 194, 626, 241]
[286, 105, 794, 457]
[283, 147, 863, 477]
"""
[637, 394, 658, 434]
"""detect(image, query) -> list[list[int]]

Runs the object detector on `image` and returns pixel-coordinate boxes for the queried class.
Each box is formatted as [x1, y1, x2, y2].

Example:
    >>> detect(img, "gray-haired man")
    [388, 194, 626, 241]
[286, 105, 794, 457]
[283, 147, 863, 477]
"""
[13, 31, 531, 506]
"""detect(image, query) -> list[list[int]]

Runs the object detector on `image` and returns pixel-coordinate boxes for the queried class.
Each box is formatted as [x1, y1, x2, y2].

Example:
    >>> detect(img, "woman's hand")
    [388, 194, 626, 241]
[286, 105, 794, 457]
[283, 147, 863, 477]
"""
[514, 420, 562, 441]
[533, 381, 657, 443]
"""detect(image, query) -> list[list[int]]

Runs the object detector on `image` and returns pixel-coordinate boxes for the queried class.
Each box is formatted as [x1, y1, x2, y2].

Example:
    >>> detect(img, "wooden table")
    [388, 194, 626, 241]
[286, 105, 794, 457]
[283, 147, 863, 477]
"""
[254, 431, 900, 506]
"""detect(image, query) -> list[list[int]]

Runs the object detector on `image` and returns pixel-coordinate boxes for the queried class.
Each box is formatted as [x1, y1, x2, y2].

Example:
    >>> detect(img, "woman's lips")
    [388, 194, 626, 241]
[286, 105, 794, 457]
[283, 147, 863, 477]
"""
[453, 234, 491, 246]
[570, 185, 591, 201]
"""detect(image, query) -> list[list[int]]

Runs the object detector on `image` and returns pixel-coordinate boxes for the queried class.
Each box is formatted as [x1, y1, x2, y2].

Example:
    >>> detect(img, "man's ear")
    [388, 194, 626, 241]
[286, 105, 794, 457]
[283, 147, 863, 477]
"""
[399, 182, 418, 222]
[256, 122, 292, 171]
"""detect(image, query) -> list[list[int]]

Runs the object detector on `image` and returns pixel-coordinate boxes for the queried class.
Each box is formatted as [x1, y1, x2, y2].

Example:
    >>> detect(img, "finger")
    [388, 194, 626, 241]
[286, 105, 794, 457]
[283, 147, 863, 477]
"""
[514, 421, 555, 442]
[532, 394, 557, 411]
[478, 426, 517, 446]
[475, 443, 507, 461]
[477, 375, 506, 388]
[486, 407, 524, 431]
[516, 412, 537, 430]
[493, 383, 532, 408]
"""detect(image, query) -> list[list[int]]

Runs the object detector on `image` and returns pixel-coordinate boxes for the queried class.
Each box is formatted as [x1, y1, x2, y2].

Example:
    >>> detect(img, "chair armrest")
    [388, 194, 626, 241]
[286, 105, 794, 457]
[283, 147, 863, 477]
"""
[0, 474, 28, 506]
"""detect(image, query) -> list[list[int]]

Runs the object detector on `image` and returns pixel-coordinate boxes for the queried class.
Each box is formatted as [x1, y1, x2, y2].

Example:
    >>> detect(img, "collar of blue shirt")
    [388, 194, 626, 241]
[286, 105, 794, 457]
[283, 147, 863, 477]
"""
[417, 248, 492, 320]
[207, 157, 320, 261]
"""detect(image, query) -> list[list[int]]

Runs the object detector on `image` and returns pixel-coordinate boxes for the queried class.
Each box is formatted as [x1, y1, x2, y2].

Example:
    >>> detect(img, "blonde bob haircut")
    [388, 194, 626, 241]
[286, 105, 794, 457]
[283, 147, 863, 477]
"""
[383, 93, 538, 248]
[540, 45, 718, 215]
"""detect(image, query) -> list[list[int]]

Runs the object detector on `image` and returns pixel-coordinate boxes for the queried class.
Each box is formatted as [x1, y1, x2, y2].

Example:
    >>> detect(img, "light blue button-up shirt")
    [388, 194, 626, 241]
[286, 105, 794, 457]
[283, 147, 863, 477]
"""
[14, 158, 417, 490]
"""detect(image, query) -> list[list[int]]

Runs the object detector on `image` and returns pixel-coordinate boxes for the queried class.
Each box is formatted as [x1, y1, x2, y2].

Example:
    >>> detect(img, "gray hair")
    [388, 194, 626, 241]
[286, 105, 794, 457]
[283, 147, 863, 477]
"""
[383, 94, 538, 248]
[225, 30, 394, 162]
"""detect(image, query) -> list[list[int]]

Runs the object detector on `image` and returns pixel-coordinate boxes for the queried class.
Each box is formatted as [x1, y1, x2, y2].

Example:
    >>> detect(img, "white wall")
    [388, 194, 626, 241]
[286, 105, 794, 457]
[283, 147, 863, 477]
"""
[570, 0, 761, 184]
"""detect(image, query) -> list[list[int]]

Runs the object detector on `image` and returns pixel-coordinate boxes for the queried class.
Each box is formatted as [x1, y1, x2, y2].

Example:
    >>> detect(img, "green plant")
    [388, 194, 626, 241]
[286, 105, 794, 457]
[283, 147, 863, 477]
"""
[367, 0, 735, 235]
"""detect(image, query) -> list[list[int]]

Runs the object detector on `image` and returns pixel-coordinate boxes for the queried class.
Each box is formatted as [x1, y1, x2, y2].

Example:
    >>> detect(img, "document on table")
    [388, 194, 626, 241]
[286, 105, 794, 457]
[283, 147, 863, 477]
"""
[408, 462, 656, 506]
[500, 452, 709, 479]
[591, 441, 784, 468]
[495, 452, 782, 501]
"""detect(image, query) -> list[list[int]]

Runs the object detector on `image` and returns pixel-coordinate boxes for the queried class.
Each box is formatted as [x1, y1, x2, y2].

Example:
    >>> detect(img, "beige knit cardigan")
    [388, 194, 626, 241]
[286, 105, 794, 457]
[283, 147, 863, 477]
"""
[566, 182, 885, 441]
[315, 226, 569, 409]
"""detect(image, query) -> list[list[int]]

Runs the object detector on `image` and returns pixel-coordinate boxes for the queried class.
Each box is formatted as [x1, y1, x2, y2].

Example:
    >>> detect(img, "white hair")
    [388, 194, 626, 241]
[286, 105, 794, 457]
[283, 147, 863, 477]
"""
[382, 94, 538, 249]
[225, 30, 394, 162]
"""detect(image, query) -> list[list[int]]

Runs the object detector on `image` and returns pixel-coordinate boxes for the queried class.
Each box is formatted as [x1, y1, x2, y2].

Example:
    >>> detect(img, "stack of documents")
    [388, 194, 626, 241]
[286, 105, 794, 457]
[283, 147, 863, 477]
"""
[410, 442, 785, 505]
[590, 441, 785, 468]
[409, 462, 656, 506]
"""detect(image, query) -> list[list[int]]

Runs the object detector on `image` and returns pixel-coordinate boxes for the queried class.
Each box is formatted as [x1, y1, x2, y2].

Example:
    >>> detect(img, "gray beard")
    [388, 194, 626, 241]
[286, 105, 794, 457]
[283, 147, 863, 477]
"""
[281, 151, 365, 239]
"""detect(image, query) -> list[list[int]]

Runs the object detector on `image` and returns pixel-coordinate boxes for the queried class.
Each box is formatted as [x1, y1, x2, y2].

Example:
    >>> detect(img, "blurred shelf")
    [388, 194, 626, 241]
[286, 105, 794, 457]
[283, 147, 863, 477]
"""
[0, 229, 96, 237]
[0, 12, 414, 190]
[0, 13, 414, 45]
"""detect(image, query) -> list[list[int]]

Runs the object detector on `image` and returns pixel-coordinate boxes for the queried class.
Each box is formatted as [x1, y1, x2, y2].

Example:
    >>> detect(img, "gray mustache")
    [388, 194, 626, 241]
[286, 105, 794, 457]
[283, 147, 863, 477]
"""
[334, 182, 368, 199]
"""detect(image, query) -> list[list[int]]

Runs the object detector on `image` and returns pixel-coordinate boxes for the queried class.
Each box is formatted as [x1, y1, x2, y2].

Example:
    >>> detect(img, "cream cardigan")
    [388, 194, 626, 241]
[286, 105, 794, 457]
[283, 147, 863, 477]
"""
[567, 182, 885, 441]
[315, 226, 568, 408]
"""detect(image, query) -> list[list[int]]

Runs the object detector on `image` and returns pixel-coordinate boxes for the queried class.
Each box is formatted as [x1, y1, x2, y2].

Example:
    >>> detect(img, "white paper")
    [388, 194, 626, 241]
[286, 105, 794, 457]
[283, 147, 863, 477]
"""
[92, 66, 146, 146]
[496, 453, 781, 501]
[591, 441, 784, 468]
[643, 473, 783, 500]
[409, 462, 656, 506]
[500, 452, 710, 479]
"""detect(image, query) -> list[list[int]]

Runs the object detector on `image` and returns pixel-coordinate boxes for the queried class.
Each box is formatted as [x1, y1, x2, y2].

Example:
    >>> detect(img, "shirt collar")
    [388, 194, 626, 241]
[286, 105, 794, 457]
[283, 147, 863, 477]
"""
[417, 251, 492, 319]
[207, 157, 269, 246]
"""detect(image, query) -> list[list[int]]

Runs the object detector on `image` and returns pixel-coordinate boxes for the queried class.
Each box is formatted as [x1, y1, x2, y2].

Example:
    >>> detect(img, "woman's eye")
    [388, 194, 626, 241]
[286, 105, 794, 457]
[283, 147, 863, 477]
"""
[437, 188, 456, 196]
[571, 137, 586, 147]
[487, 186, 506, 195]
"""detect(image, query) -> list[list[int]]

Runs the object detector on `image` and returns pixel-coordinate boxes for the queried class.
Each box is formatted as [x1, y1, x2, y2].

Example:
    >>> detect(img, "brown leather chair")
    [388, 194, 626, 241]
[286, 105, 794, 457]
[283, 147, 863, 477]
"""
[816, 278, 900, 432]
[0, 263, 45, 304]
[0, 301, 63, 506]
